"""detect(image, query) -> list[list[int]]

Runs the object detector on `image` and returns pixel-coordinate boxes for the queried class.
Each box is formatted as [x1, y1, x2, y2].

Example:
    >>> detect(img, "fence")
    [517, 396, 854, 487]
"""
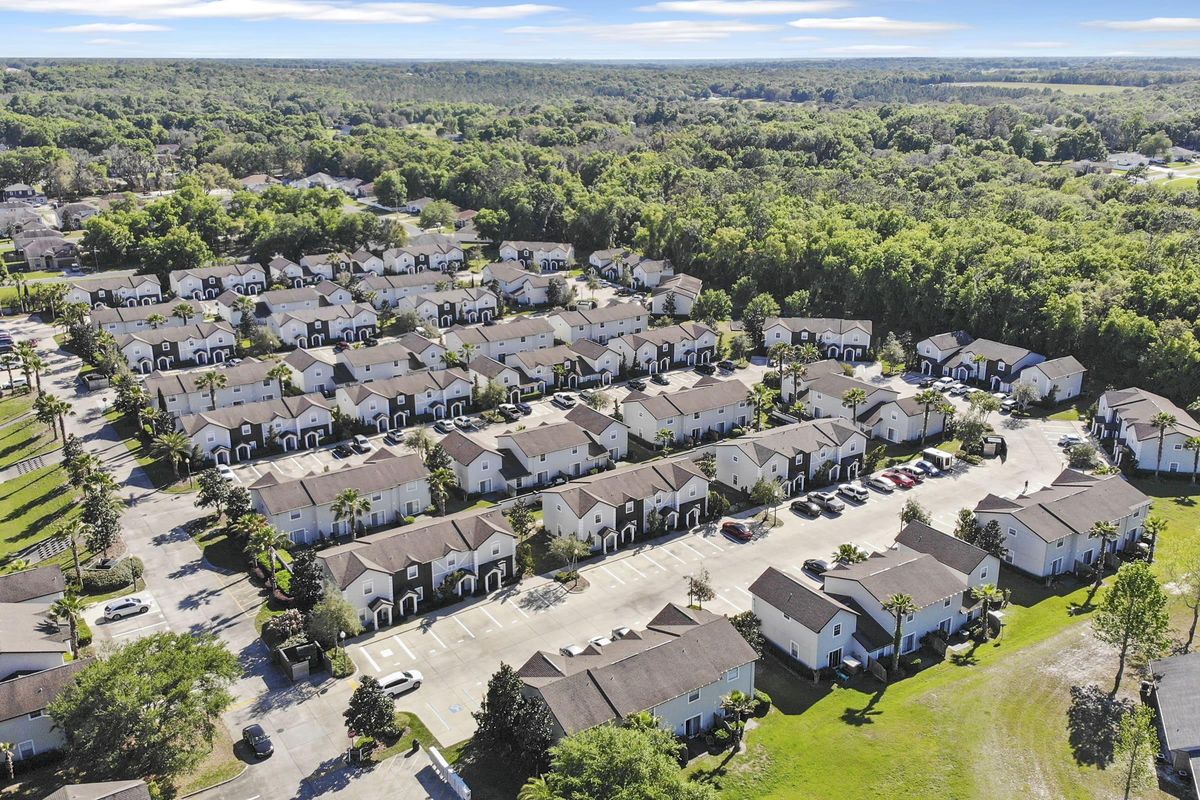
[427, 746, 471, 800]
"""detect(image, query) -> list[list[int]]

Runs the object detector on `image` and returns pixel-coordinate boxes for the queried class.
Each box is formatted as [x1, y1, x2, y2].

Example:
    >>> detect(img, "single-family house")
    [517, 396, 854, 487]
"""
[56, 201, 100, 230]
[178, 393, 334, 464]
[623, 377, 750, 446]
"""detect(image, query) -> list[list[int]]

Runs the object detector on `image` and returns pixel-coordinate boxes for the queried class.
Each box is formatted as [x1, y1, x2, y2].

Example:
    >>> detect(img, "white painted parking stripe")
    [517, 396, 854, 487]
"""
[715, 592, 741, 611]
[509, 600, 530, 618]
[660, 547, 687, 564]
[112, 619, 167, 638]
[425, 702, 451, 732]
[734, 586, 753, 599]
[641, 552, 666, 571]
[479, 607, 502, 629]
[453, 616, 476, 640]
[699, 537, 726, 552]
[427, 629, 447, 650]
[681, 542, 706, 560]
[361, 648, 381, 673]
[391, 635, 415, 660]
[622, 560, 646, 579]
[598, 565, 625, 585]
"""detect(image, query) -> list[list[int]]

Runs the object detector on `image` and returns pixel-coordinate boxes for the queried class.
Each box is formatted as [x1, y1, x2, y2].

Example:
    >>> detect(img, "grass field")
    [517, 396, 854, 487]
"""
[948, 81, 1140, 95]
[0, 391, 36, 425]
[1163, 177, 1199, 192]
[0, 413, 57, 470]
[0, 464, 82, 567]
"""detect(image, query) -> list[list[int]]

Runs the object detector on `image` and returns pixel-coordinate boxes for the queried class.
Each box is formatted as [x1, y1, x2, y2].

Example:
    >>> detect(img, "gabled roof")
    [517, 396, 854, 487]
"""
[518, 604, 756, 736]
[89, 301, 180, 325]
[500, 240, 572, 252]
[439, 430, 497, 466]
[956, 338, 1038, 365]
[43, 781, 151, 800]
[68, 274, 161, 293]
[173, 263, 263, 281]
[565, 403, 623, 436]
[116, 321, 233, 348]
[824, 549, 967, 610]
[410, 287, 494, 307]
[283, 348, 335, 372]
[482, 261, 552, 288]
[551, 301, 647, 328]
[765, 316, 873, 336]
[921, 330, 974, 353]
[178, 393, 332, 434]
[357, 273, 444, 291]
[0, 565, 64, 603]
[1023, 355, 1086, 381]
[0, 602, 69, 654]
[973, 469, 1150, 543]
[612, 322, 715, 351]
[318, 508, 513, 588]
[258, 286, 322, 307]
[498, 420, 601, 460]
[0, 658, 89, 721]
[146, 358, 276, 397]
[717, 419, 863, 466]
[447, 317, 553, 345]
[1150, 651, 1200, 755]
[625, 378, 748, 420]
[894, 522, 990, 578]
[271, 302, 374, 325]
[653, 273, 701, 299]
[338, 368, 469, 405]
[338, 340, 415, 369]
[542, 458, 706, 517]
[253, 450, 426, 515]
[749, 567, 854, 632]
[1100, 387, 1200, 441]
[467, 355, 514, 380]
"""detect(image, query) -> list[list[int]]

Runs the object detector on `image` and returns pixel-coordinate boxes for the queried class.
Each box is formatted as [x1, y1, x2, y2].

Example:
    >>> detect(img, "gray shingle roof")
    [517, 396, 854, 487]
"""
[825, 549, 967, 610]
[565, 404, 622, 436]
[625, 378, 748, 420]
[1024, 355, 1086, 381]
[447, 317, 552, 345]
[1150, 651, 1200, 756]
[766, 317, 873, 336]
[338, 368, 469, 405]
[719, 419, 862, 465]
[0, 602, 69, 655]
[973, 469, 1151, 543]
[0, 565, 65, 603]
[253, 450, 426, 515]
[0, 659, 89, 721]
[115, 321, 232, 348]
[541, 458, 705, 517]
[498, 420, 601, 459]
[42, 780, 150, 800]
[749, 567, 853, 632]
[552, 302, 647, 328]
[894, 522, 989, 578]
[146, 358, 276, 398]
[178, 393, 332, 434]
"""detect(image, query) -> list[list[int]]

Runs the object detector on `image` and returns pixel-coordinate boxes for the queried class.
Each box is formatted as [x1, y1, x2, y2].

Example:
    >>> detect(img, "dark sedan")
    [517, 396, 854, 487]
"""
[651, 373, 670, 386]
[694, 363, 716, 376]
[720, 521, 753, 542]
[627, 378, 648, 391]
[790, 498, 821, 518]
[802, 558, 830, 576]
[242, 724, 274, 759]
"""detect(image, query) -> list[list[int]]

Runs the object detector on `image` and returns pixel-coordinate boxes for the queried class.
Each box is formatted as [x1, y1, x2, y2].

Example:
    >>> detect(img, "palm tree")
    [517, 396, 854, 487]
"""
[147, 313, 168, 329]
[60, 520, 90, 586]
[1185, 436, 1200, 484]
[624, 710, 657, 731]
[970, 583, 1004, 641]
[266, 362, 292, 397]
[654, 428, 675, 452]
[35, 394, 73, 440]
[243, 522, 291, 588]
[460, 342, 478, 367]
[841, 387, 867, 423]
[719, 690, 757, 748]
[233, 295, 257, 325]
[332, 488, 371, 538]
[1143, 516, 1166, 564]
[747, 383, 776, 430]
[152, 431, 194, 482]
[172, 302, 197, 325]
[1086, 520, 1120, 604]
[33, 392, 57, 437]
[517, 777, 557, 800]
[0, 742, 14, 782]
[195, 370, 227, 411]
[551, 363, 568, 388]
[404, 428, 434, 459]
[0, 353, 19, 390]
[832, 543, 867, 564]
[65, 450, 100, 488]
[50, 594, 86, 658]
[785, 359, 809, 404]
[768, 342, 794, 388]
[883, 593, 918, 674]
[1150, 412, 1177, 478]
[429, 467, 457, 515]
[16, 343, 44, 395]
[914, 389, 942, 444]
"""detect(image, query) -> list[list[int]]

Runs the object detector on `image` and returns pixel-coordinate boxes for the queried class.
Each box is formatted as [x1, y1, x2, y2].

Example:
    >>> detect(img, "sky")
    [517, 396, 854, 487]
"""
[2, 1, 1200, 60]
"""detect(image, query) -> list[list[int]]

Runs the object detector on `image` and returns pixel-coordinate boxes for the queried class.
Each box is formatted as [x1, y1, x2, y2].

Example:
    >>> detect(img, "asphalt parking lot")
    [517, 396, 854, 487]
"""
[83, 589, 168, 643]
[348, 405, 1089, 745]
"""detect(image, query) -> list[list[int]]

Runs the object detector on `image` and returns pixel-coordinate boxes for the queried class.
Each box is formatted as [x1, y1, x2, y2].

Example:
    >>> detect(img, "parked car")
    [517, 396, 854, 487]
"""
[651, 373, 669, 386]
[802, 558, 830, 576]
[383, 429, 405, 446]
[352, 434, 372, 453]
[790, 497, 821, 517]
[333, 341, 351, 352]
[717, 359, 737, 371]
[364, 337, 379, 347]
[694, 363, 716, 376]
[579, 388, 597, 400]
[809, 491, 846, 513]
[913, 459, 942, 476]
[241, 724, 274, 759]
[433, 419, 456, 434]
[1001, 398, 1017, 413]
[551, 392, 577, 409]
[917, 377, 936, 389]
[881, 469, 916, 489]
[1059, 434, 1085, 448]
[949, 383, 969, 396]
[103, 596, 150, 621]
[933, 378, 954, 391]
[837, 483, 869, 503]
[498, 403, 521, 421]
[379, 670, 424, 696]
[866, 475, 895, 493]
[720, 520, 753, 542]
[515, 401, 533, 415]
[893, 464, 926, 483]
[331, 444, 353, 458]
[627, 378, 647, 391]
[216, 463, 238, 483]
[453, 415, 475, 431]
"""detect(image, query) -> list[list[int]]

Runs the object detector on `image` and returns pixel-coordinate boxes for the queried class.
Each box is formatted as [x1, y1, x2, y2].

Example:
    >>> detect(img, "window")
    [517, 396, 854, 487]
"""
[27, 709, 45, 719]
[732, 455, 739, 463]
[832, 623, 842, 637]
[943, 597, 952, 608]
[594, 514, 602, 524]
[482, 461, 490, 471]
[905, 613, 914, 623]
[407, 565, 419, 580]
[241, 424, 251, 435]
[492, 543, 501, 557]
[726, 667, 740, 682]
[981, 567, 988, 579]
[1008, 527, 1016, 537]
[363, 581, 374, 595]
[689, 486, 697, 497]
[371, 492, 383, 502]
[790, 641, 800, 659]
[625, 501, 634, 513]
[290, 511, 302, 520]
[161, 342, 170, 351]
[687, 689, 701, 703]
[1056, 539, 1065, 548]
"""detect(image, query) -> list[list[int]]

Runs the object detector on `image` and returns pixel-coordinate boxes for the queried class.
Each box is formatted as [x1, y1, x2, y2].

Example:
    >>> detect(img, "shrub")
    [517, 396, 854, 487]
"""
[753, 689, 772, 714]
[517, 542, 535, 577]
[712, 727, 732, 748]
[327, 648, 356, 678]
[76, 618, 93, 650]
[554, 570, 579, 584]
[81, 556, 144, 593]
[262, 609, 306, 647]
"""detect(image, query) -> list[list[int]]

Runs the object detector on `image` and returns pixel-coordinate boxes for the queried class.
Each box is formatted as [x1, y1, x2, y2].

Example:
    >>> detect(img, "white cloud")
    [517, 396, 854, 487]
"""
[779, 34, 820, 41]
[0, 0, 562, 24]
[1085, 17, 1200, 32]
[787, 16, 965, 33]
[85, 38, 135, 44]
[1010, 41, 1065, 49]
[507, 19, 777, 42]
[50, 22, 169, 32]
[819, 43, 919, 53]
[637, 0, 850, 15]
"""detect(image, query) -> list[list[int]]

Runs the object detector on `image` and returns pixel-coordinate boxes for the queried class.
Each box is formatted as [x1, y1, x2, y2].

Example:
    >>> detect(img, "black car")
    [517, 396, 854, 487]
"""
[917, 377, 935, 388]
[627, 378, 647, 391]
[617, 288, 633, 297]
[694, 363, 716, 376]
[790, 498, 821, 518]
[802, 558, 830, 576]
[651, 373, 669, 386]
[364, 337, 379, 347]
[242, 724, 274, 759]
[717, 360, 736, 371]
[331, 444, 352, 458]
[515, 401, 533, 415]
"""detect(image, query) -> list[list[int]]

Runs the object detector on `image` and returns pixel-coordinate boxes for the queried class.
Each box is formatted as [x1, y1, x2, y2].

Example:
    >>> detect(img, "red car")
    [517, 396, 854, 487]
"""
[720, 521, 753, 542]
[881, 470, 916, 489]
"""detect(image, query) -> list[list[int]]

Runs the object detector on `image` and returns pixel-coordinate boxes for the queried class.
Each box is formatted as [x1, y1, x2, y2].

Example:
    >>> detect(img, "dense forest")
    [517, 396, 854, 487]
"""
[5, 58, 1200, 401]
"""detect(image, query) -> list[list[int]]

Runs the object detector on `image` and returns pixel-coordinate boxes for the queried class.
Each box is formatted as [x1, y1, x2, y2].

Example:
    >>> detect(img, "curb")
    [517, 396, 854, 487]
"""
[179, 762, 248, 798]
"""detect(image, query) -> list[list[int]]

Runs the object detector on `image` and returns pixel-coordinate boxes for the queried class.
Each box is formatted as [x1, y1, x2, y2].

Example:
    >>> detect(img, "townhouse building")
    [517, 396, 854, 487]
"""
[1015, 355, 1087, 404]
[65, 275, 162, 309]
[798, 371, 899, 423]
[116, 322, 236, 374]
[480, 261, 552, 306]
[356, 272, 444, 308]
[762, 317, 874, 361]
[169, 263, 266, 300]
[282, 348, 338, 394]
[396, 331, 447, 370]
[268, 303, 377, 348]
[335, 368, 473, 430]
[916, 331, 1045, 391]
[609, 322, 717, 374]
[623, 377, 750, 446]
[650, 273, 702, 317]
[588, 249, 674, 288]
[498, 241, 573, 271]
[318, 508, 516, 629]
[337, 340, 421, 383]
[507, 343, 617, 394]
[565, 403, 629, 461]
[179, 392, 334, 464]
[713, 419, 868, 495]
[382, 240, 464, 274]
[467, 356, 523, 403]
[350, 248, 385, 276]
[861, 395, 950, 444]
[974, 469, 1151, 577]
[90, 301, 185, 336]
[542, 459, 709, 553]
[269, 254, 321, 288]
[398, 287, 497, 328]
[147, 358, 284, 417]
[547, 302, 649, 345]
[1092, 387, 1200, 474]
[443, 317, 554, 363]
[518, 604, 756, 741]
[495, 420, 613, 490]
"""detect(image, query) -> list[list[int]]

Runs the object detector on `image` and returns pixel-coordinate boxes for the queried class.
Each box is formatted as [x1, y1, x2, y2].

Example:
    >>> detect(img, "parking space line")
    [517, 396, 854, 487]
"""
[714, 592, 741, 611]
[427, 629, 447, 650]
[622, 559, 646, 579]
[460, 687, 479, 707]
[734, 587, 753, 599]
[641, 552, 666, 571]
[660, 547, 687, 564]
[244, 464, 261, 479]
[507, 599, 530, 618]
[453, 616, 476, 640]
[112, 619, 167, 638]
[425, 702, 451, 732]
[479, 607, 502, 629]
[598, 565, 625, 585]
[391, 635, 415, 660]
[361, 648, 381, 673]
[695, 537, 725, 553]
[681, 542, 706, 560]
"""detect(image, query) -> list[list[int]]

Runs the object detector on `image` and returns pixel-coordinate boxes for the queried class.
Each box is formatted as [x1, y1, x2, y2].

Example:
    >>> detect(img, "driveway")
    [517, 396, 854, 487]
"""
[349, 407, 1085, 745]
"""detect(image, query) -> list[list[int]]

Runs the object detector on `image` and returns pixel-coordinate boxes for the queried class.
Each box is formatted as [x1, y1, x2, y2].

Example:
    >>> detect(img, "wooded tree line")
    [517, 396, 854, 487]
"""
[5, 59, 1200, 400]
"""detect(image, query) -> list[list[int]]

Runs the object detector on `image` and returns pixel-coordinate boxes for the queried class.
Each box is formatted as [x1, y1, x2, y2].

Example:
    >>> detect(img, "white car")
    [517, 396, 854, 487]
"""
[836, 483, 869, 503]
[551, 392, 577, 409]
[866, 475, 895, 493]
[104, 596, 150, 621]
[949, 383, 969, 396]
[379, 670, 424, 696]
[933, 378, 954, 391]
[352, 434, 372, 452]
[1059, 434, 1085, 448]
[216, 464, 238, 482]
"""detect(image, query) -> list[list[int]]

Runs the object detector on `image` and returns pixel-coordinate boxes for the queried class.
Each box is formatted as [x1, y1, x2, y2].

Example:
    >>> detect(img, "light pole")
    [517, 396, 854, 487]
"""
[338, 630, 346, 657]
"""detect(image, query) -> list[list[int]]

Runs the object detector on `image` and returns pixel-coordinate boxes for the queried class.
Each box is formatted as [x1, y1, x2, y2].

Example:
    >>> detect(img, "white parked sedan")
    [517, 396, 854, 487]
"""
[216, 463, 238, 483]
[379, 670, 424, 696]
[103, 596, 150, 621]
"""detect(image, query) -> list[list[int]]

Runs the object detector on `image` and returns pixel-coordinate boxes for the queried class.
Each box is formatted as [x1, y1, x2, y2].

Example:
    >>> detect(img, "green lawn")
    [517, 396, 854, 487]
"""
[0, 414, 58, 470]
[105, 410, 184, 489]
[686, 571, 1170, 800]
[1163, 177, 1199, 192]
[0, 390, 36, 425]
[0, 464, 82, 567]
